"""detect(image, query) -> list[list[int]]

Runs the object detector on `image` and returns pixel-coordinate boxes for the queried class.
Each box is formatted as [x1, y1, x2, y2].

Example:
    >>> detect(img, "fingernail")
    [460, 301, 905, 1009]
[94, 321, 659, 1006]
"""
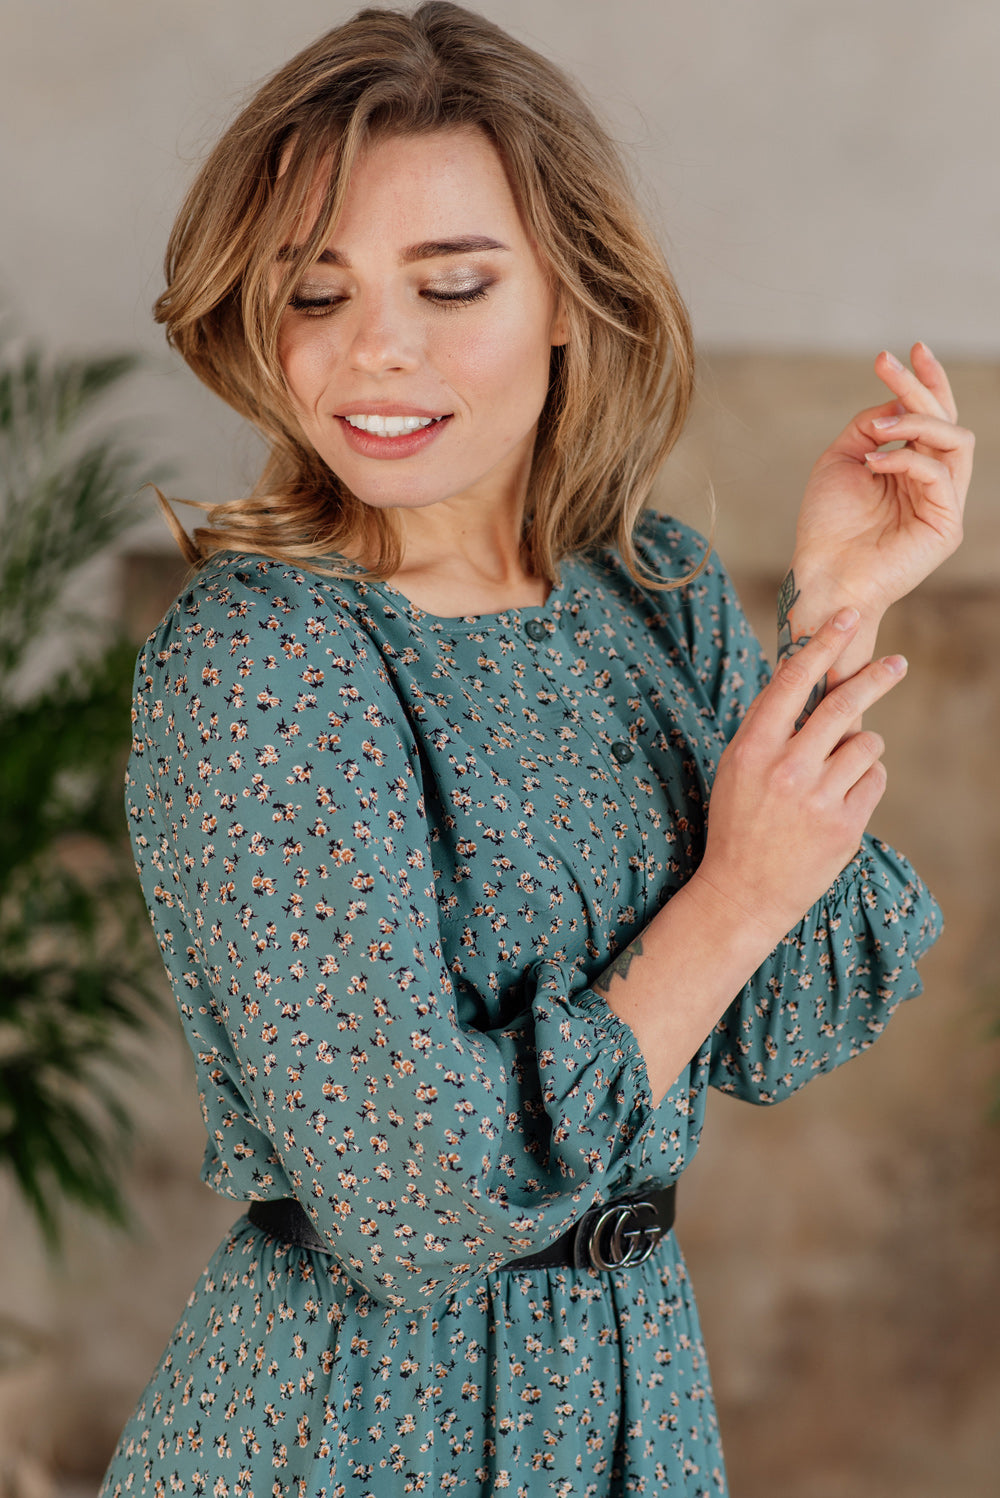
[833, 607, 860, 630]
[884, 654, 908, 675]
[883, 350, 904, 372]
[865, 450, 888, 462]
[872, 415, 902, 429]
[918, 341, 935, 360]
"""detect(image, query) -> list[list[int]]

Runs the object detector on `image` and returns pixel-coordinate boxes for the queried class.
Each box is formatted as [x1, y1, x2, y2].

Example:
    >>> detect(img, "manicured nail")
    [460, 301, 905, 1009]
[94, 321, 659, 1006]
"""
[883, 350, 904, 372]
[884, 654, 908, 675]
[833, 607, 860, 630]
[872, 415, 902, 429]
[918, 341, 935, 360]
[865, 450, 889, 462]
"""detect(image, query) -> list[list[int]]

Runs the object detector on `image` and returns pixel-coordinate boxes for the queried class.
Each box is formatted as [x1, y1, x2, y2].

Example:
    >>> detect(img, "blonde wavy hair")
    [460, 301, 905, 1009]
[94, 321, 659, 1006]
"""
[156, 0, 700, 588]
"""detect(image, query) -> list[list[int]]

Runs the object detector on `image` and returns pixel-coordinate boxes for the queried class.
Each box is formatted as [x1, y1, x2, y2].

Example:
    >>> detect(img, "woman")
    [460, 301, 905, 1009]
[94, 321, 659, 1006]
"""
[102, 4, 972, 1494]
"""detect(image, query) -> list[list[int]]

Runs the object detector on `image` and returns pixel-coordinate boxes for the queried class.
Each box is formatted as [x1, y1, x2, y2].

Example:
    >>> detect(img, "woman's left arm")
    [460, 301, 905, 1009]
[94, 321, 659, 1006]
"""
[700, 346, 971, 1103]
[779, 342, 973, 730]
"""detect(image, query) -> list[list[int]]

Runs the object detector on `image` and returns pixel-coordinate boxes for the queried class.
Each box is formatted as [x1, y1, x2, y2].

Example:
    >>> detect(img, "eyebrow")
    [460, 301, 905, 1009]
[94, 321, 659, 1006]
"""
[276, 235, 510, 267]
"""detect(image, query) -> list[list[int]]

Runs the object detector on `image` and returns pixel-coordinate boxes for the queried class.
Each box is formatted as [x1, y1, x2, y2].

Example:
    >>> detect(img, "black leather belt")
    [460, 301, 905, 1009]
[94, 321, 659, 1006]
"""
[506, 1186, 676, 1270]
[247, 1185, 675, 1273]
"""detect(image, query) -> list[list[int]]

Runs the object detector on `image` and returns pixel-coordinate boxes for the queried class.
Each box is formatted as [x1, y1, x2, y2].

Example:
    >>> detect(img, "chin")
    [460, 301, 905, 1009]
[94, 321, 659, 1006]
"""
[343, 479, 456, 513]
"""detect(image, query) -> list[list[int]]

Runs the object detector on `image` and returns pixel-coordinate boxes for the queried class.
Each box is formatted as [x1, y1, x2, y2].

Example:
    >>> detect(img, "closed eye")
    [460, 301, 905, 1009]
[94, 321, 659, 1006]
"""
[287, 293, 344, 317]
[422, 283, 492, 306]
[287, 280, 493, 317]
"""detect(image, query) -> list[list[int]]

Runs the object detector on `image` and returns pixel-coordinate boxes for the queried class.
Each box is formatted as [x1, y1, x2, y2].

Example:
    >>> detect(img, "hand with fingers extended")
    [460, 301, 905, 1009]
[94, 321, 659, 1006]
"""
[792, 342, 973, 618]
[689, 609, 908, 949]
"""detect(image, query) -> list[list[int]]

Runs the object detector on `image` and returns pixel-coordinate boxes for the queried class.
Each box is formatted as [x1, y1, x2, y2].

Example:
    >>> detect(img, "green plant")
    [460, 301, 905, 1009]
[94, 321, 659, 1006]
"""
[0, 326, 165, 1249]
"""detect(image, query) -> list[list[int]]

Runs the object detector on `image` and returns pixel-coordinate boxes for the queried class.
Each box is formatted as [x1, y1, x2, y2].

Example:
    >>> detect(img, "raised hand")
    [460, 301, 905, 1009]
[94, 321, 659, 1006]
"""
[792, 343, 973, 618]
[690, 610, 907, 946]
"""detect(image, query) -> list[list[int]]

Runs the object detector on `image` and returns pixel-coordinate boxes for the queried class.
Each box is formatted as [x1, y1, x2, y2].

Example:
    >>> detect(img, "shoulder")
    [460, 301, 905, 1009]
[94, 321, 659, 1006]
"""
[132, 554, 421, 770]
[594, 508, 743, 625]
[629, 508, 715, 583]
[141, 553, 377, 663]
[134, 553, 400, 711]
[584, 511, 767, 708]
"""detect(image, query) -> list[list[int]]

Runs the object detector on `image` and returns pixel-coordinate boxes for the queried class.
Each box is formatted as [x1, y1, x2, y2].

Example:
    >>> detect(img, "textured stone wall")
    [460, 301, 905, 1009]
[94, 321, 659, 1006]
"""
[1, 354, 997, 1495]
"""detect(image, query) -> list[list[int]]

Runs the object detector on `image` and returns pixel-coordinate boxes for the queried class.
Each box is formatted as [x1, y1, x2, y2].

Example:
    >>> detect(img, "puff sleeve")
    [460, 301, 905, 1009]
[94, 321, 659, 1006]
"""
[126, 559, 659, 1311]
[633, 517, 944, 1103]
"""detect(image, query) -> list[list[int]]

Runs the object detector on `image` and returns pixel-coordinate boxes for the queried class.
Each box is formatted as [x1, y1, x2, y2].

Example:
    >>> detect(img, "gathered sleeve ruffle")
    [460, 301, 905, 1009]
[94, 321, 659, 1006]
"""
[708, 837, 941, 1102]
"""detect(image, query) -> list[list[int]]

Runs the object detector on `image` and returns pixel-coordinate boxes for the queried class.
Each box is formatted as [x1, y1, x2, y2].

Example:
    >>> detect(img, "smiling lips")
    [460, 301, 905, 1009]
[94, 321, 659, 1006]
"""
[336, 409, 453, 459]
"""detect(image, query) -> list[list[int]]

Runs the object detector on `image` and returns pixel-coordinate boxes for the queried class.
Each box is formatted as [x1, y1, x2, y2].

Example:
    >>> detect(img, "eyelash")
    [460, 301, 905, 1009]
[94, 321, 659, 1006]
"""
[287, 284, 492, 317]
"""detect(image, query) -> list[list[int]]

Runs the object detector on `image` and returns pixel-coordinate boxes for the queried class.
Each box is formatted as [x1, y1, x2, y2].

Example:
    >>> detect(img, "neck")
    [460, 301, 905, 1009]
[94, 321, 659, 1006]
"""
[389, 515, 549, 617]
[385, 459, 547, 616]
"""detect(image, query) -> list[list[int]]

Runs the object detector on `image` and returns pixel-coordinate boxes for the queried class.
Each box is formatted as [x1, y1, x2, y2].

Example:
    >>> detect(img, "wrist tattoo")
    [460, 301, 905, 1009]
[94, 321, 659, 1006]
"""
[593, 937, 644, 995]
[777, 568, 827, 729]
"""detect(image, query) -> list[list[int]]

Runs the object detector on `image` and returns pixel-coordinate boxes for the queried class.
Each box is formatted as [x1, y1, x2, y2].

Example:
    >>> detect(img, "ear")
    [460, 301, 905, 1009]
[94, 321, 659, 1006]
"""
[550, 296, 570, 348]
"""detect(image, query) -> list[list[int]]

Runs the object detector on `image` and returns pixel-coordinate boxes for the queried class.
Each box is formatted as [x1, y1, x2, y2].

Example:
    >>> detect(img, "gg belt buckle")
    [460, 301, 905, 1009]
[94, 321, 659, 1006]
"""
[586, 1198, 663, 1270]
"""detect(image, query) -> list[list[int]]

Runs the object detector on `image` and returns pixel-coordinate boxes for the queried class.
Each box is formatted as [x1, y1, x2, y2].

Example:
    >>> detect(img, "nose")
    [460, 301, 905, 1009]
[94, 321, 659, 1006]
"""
[345, 290, 421, 377]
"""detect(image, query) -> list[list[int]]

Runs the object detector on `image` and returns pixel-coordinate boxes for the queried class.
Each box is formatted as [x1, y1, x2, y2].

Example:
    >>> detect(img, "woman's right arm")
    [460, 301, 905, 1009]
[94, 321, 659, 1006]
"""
[592, 608, 909, 1105]
[129, 562, 661, 1311]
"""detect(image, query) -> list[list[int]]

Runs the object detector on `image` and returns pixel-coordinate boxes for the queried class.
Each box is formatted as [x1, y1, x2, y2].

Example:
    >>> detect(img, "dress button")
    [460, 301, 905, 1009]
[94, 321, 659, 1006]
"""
[610, 740, 634, 764]
[525, 618, 548, 641]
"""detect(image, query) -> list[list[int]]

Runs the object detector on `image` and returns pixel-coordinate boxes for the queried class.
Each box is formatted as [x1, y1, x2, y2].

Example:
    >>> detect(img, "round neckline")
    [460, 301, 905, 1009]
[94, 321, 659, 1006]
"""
[354, 564, 572, 632]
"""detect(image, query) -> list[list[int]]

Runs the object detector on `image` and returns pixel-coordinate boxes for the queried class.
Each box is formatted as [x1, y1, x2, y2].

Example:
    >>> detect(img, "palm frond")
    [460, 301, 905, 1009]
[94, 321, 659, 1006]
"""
[0, 321, 167, 1251]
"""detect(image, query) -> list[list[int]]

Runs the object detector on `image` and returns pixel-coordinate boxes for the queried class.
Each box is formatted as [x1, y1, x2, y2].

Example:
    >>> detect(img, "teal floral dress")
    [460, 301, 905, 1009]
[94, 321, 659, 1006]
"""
[100, 511, 940, 1497]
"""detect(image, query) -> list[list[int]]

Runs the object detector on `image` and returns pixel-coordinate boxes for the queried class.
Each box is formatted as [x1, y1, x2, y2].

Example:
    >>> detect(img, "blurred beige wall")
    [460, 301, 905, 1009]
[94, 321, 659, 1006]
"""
[3, 0, 998, 520]
[1, 3, 998, 1496]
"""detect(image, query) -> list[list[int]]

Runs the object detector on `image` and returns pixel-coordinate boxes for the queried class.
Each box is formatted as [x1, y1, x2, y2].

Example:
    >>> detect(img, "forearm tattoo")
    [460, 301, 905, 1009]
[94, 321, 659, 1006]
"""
[593, 937, 644, 995]
[776, 569, 826, 729]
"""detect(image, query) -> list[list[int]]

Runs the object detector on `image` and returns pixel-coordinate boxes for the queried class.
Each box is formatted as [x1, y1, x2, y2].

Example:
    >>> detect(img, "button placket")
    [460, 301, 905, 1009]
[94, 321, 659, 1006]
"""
[522, 619, 652, 922]
[523, 618, 566, 721]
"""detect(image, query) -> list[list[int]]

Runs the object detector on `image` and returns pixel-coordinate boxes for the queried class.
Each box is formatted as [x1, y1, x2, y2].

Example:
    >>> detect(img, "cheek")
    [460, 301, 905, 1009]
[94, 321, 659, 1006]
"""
[277, 325, 335, 413]
[276, 328, 306, 407]
[438, 304, 555, 407]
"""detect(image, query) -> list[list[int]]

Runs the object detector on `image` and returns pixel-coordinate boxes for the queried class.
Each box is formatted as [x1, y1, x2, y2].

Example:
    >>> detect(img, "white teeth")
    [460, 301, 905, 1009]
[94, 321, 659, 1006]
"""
[344, 413, 439, 436]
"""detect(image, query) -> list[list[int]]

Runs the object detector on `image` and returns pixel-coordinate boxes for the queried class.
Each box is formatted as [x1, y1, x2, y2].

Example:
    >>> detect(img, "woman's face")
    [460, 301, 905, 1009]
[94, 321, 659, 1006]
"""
[276, 127, 568, 520]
